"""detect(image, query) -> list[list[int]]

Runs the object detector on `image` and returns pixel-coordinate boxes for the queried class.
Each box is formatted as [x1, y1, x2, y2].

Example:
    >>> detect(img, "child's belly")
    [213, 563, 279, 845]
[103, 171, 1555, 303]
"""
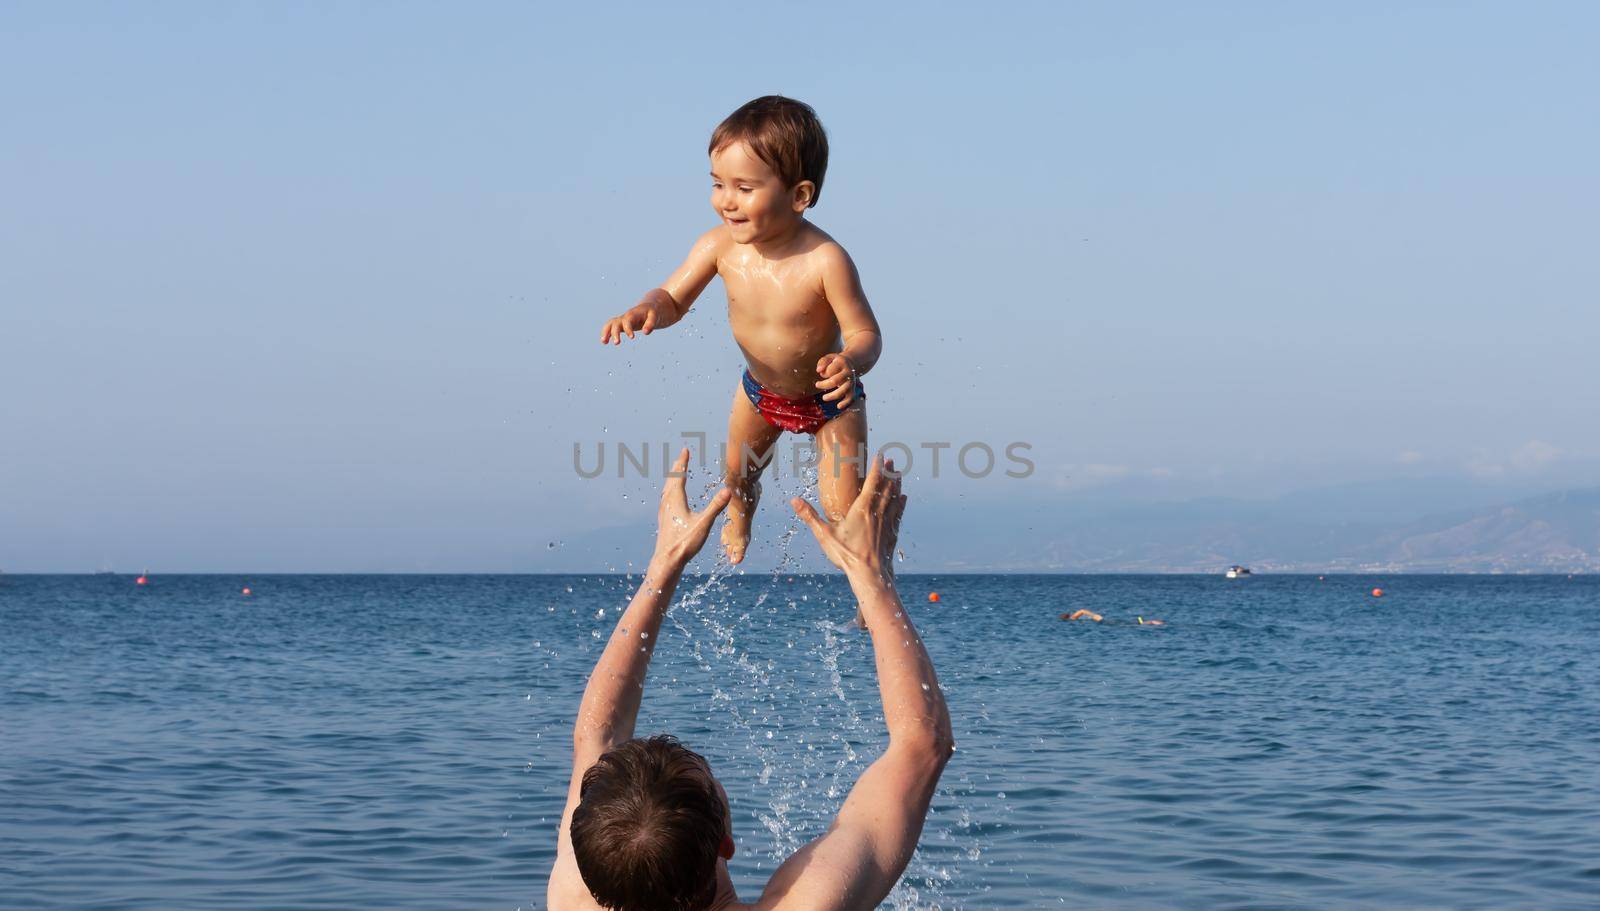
[733, 324, 840, 399]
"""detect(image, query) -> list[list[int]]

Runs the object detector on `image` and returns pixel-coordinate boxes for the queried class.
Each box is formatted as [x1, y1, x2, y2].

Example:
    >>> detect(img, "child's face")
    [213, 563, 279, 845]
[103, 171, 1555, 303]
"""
[709, 141, 807, 244]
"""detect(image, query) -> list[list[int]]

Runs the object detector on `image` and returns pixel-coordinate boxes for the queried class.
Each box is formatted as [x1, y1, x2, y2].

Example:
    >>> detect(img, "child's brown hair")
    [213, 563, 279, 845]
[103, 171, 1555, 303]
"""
[709, 95, 829, 208]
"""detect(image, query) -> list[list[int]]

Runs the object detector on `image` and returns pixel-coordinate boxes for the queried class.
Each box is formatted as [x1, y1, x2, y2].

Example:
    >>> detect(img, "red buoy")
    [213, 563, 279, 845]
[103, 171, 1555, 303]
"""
[1371, 587, 1384, 598]
[928, 592, 941, 603]
[242, 587, 252, 596]
[135, 576, 148, 586]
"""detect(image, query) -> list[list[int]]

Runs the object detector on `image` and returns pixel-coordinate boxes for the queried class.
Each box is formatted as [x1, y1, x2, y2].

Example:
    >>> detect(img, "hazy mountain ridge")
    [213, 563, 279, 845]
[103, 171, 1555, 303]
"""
[546, 486, 1600, 574]
[922, 487, 1600, 573]
[1340, 489, 1600, 573]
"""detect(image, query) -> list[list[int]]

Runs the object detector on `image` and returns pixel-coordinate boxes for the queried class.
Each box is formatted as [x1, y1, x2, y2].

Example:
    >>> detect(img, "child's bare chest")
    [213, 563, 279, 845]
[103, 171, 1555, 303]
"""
[718, 256, 834, 331]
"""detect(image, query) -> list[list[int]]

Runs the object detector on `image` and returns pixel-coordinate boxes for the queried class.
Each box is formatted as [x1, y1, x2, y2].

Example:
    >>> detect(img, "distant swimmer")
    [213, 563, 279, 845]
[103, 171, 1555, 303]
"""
[1061, 609, 1102, 622]
[1136, 617, 1165, 626]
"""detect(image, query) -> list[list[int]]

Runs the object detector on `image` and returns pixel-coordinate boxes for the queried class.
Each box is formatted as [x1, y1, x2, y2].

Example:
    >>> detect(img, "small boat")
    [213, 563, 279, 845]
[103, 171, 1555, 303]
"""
[1225, 565, 1252, 579]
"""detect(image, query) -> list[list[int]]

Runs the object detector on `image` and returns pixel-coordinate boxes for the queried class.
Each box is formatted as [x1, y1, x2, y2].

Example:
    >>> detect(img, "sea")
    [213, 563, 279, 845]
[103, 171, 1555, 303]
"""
[2, 572, 1597, 910]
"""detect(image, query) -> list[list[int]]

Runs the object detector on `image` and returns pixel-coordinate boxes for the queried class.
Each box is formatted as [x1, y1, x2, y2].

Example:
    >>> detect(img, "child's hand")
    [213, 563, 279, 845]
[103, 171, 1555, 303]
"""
[600, 295, 670, 345]
[815, 353, 858, 406]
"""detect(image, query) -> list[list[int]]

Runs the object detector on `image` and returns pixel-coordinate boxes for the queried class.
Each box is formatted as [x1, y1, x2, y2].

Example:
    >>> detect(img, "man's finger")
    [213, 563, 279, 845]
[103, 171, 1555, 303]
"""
[695, 486, 734, 529]
[855, 454, 884, 508]
[874, 459, 898, 508]
[662, 447, 691, 503]
[790, 496, 830, 539]
[890, 492, 908, 530]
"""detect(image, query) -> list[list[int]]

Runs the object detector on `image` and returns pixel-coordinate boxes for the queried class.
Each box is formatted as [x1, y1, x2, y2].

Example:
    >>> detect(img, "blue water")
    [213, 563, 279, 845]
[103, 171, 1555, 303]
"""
[3, 573, 1598, 909]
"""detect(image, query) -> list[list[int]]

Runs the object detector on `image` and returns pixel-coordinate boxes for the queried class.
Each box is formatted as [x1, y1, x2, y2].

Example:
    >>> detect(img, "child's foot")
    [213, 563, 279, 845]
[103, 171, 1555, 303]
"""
[721, 481, 760, 564]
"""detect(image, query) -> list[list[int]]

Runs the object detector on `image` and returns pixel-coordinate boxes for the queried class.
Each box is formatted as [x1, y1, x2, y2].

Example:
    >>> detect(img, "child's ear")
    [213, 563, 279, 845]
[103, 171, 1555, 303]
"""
[790, 180, 816, 212]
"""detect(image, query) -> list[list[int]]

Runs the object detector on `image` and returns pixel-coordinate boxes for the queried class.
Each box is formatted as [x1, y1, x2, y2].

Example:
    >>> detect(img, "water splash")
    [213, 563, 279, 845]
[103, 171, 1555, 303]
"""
[650, 459, 984, 909]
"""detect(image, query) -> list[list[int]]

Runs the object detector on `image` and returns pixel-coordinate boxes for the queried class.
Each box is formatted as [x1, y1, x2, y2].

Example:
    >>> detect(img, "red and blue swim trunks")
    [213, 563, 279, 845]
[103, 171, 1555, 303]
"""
[742, 368, 865, 435]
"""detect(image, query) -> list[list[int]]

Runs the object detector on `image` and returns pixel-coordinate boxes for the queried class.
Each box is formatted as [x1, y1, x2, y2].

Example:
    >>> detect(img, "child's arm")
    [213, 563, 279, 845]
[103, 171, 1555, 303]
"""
[815, 243, 883, 404]
[600, 227, 727, 345]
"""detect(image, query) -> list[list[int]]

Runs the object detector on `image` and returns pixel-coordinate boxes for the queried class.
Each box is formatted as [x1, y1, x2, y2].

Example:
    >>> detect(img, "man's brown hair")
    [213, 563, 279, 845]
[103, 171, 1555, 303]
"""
[570, 735, 727, 911]
[709, 95, 829, 208]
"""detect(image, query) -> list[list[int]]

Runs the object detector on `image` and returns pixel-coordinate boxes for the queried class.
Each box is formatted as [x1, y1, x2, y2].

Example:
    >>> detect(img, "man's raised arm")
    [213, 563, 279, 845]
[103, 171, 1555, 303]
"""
[759, 458, 954, 910]
[570, 448, 732, 762]
[548, 449, 731, 910]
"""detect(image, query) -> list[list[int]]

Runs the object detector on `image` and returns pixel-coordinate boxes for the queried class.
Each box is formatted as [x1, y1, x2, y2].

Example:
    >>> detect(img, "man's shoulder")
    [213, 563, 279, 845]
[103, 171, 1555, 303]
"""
[547, 880, 603, 911]
[741, 825, 878, 911]
[546, 848, 602, 911]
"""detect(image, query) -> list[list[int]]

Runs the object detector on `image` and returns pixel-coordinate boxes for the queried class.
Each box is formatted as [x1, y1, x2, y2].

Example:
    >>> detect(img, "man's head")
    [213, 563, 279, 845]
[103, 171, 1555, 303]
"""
[708, 95, 829, 244]
[570, 735, 733, 911]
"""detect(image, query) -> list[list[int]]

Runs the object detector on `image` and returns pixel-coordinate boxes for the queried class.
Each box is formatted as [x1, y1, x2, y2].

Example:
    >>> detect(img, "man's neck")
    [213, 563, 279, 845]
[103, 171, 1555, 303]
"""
[706, 858, 742, 910]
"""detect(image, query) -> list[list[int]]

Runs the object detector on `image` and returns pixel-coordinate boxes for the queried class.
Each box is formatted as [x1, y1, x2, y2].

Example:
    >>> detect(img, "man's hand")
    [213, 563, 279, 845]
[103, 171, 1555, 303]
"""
[791, 455, 904, 577]
[600, 292, 675, 345]
[814, 352, 858, 406]
[653, 448, 734, 569]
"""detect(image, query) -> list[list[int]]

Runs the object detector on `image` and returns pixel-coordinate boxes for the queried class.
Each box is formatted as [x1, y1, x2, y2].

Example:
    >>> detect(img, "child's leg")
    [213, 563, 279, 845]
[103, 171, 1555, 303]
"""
[722, 386, 784, 565]
[814, 406, 869, 626]
[814, 405, 868, 521]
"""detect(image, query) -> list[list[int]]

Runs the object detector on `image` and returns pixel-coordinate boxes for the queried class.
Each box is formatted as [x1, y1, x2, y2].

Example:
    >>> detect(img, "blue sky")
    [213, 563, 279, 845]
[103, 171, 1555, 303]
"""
[2, 2, 1596, 571]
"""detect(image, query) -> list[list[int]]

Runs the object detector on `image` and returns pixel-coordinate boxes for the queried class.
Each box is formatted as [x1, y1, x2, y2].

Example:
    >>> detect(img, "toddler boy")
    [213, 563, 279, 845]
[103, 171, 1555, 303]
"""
[600, 96, 882, 565]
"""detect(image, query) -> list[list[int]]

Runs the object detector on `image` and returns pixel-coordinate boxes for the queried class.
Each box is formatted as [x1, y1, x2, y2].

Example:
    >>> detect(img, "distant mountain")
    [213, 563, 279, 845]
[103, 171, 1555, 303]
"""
[1333, 489, 1600, 573]
[538, 486, 1600, 574]
[900, 487, 1600, 573]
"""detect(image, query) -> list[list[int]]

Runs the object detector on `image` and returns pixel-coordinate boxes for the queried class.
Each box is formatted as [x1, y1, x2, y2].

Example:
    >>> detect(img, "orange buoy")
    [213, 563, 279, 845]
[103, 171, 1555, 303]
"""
[928, 592, 941, 603]
[1371, 588, 1384, 598]
[242, 587, 252, 596]
[135, 576, 148, 586]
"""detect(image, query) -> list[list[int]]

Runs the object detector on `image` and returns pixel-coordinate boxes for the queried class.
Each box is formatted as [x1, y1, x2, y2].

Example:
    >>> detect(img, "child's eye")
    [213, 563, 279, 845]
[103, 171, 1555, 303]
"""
[739, 187, 753, 193]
